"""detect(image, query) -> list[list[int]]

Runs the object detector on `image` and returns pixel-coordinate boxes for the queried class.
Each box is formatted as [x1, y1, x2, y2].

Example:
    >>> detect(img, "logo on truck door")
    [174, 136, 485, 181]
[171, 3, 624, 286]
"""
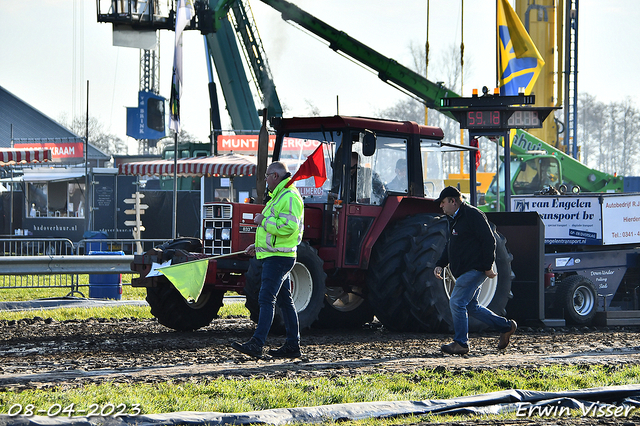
[555, 257, 581, 267]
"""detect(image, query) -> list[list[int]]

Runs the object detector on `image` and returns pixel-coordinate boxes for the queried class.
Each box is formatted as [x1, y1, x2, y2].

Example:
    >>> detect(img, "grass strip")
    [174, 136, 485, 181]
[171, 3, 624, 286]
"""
[0, 300, 248, 322]
[1, 365, 640, 423]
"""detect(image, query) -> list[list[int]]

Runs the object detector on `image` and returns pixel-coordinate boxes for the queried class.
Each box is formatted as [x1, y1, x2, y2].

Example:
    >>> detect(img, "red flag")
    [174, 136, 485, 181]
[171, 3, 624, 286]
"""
[286, 144, 327, 188]
[470, 137, 481, 170]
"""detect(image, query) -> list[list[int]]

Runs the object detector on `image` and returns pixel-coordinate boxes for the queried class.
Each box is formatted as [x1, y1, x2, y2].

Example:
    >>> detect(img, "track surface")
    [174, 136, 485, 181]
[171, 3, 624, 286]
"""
[2, 317, 640, 425]
[2, 317, 640, 389]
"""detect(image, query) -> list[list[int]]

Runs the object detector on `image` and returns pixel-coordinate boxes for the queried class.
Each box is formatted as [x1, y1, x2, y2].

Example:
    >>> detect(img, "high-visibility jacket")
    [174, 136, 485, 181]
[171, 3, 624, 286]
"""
[255, 177, 304, 259]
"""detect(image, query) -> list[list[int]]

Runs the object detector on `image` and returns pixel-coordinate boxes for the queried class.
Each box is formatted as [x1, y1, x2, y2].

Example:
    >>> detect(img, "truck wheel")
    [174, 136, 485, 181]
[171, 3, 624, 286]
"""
[313, 286, 374, 329]
[244, 242, 326, 333]
[367, 214, 449, 331]
[556, 275, 597, 325]
[146, 283, 224, 331]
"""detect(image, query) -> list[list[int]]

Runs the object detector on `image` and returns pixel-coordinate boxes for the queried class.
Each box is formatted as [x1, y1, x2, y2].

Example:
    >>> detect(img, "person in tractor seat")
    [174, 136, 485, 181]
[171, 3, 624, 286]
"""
[433, 186, 517, 355]
[386, 158, 408, 192]
[231, 161, 304, 359]
[540, 159, 560, 188]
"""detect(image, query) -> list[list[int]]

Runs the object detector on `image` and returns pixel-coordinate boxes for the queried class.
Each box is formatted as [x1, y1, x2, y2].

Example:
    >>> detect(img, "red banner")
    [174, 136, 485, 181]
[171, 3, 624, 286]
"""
[216, 135, 320, 153]
[14, 142, 84, 159]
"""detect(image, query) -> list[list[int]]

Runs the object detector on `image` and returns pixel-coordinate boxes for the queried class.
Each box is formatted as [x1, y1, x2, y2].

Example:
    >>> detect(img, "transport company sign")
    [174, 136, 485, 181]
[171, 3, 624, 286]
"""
[512, 194, 640, 246]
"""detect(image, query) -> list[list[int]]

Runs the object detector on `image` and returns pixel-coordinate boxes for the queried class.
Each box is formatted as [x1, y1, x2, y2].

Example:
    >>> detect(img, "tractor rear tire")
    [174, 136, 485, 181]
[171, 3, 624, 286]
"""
[367, 214, 449, 331]
[367, 215, 514, 332]
[556, 275, 597, 325]
[244, 241, 326, 333]
[146, 283, 224, 331]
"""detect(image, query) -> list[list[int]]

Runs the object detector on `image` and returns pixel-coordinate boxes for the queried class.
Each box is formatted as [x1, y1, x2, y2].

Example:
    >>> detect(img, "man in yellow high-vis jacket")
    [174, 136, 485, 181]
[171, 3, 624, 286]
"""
[231, 161, 304, 359]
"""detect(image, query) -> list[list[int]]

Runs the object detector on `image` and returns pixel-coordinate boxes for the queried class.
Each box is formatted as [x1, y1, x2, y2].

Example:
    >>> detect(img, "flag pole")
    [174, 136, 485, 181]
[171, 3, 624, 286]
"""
[172, 131, 178, 239]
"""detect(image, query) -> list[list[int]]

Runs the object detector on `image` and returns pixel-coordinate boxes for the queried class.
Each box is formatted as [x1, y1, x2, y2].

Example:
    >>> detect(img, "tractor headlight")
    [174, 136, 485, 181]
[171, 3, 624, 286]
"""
[204, 228, 214, 240]
[221, 228, 231, 240]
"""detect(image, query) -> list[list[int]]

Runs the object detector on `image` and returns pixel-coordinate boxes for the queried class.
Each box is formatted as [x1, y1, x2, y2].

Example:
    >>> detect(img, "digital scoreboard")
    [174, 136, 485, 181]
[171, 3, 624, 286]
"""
[440, 93, 557, 131]
[465, 110, 542, 129]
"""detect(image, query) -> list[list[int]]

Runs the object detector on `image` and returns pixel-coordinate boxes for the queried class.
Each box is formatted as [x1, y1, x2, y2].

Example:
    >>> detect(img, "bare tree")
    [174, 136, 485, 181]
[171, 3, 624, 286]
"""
[59, 113, 127, 156]
[617, 98, 640, 176]
[375, 43, 498, 177]
[578, 94, 640, 176]
[157, 128, 202, 154]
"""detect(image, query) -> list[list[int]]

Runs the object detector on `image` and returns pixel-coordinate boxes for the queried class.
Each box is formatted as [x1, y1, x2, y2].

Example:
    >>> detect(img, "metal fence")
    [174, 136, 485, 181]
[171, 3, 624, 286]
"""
[75, 238, 169, 255]
[0, 237, 170, 296]
[0, 238, 75, 256]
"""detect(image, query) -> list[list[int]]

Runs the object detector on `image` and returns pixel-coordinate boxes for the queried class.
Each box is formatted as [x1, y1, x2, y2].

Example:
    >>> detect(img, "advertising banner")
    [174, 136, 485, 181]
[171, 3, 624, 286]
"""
[216, 135, 320, 154]
[126, 91, 166, 140]
[14, 142, 84, 160]
[512, 196, 602, 245]
[513, 194, 640, 246]
[601, 194, 640, 244]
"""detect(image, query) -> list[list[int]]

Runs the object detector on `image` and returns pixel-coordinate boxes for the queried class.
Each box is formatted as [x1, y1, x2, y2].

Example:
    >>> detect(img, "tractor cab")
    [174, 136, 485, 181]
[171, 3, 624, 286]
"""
[270, 116, 468, 269]
[271, 116, 454, 208]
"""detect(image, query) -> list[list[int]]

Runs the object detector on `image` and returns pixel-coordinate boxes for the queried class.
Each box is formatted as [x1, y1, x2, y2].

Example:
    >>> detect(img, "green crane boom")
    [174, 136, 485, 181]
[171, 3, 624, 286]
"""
[259, 0, 459, 119]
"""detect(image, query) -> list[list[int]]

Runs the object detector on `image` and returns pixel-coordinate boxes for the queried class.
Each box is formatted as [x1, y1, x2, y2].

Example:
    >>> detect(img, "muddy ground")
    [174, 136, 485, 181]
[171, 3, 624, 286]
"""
[2, 316, 640, 425]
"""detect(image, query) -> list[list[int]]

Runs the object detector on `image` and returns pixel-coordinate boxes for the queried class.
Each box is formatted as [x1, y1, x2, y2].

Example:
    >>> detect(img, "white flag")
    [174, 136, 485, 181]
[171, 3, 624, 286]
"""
[169, 0, 195, 133]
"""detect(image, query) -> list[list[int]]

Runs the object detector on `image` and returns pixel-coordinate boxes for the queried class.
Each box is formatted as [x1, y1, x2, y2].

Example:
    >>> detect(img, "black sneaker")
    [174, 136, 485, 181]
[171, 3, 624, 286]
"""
[231, 339, 264, 359]
[268, 342, 302, 358]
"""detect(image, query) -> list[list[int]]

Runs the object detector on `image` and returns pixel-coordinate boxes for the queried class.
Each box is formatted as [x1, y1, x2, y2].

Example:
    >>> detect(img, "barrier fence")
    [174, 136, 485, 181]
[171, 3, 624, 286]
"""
[0, 237, 170, 296]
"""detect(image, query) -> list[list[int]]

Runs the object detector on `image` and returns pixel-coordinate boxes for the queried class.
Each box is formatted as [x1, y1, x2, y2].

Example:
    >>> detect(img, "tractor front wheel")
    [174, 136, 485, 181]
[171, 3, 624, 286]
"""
[146, 283, 224, 331]
[144, 238, 224, 331]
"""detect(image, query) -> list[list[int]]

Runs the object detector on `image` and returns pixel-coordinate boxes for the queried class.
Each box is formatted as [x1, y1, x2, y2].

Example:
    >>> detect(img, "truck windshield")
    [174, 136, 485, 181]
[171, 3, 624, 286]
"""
[487, 160, 521, 196]
[488, 156, 563, 196]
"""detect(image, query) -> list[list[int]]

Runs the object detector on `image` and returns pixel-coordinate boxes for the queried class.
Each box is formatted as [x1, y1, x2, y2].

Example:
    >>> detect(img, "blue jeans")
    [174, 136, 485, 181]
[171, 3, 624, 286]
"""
[252, 256, 300, 347]
[449, 269, 511, 346]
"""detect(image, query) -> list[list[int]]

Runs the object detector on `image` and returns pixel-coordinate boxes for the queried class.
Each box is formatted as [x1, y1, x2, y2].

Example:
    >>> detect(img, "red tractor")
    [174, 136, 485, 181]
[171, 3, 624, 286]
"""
[131, 116, 513, 333]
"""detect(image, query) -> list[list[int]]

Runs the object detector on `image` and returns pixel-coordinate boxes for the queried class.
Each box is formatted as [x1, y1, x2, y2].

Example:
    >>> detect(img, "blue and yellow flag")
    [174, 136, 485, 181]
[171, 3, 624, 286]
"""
[497, 0, 545, 96]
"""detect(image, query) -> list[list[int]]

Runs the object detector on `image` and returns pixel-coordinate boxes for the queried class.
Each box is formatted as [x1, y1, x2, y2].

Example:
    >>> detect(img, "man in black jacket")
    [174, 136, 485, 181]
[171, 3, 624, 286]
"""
[434, 186, 517, 355]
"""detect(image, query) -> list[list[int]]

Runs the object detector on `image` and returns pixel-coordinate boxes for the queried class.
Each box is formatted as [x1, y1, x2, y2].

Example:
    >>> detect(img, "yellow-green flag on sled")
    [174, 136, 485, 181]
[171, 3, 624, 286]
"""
[158, 258, 209, 303]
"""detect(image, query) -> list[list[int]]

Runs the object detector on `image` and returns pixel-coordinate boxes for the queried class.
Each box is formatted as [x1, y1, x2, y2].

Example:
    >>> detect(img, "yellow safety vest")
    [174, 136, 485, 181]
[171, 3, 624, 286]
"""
[255, 177, 304, 259]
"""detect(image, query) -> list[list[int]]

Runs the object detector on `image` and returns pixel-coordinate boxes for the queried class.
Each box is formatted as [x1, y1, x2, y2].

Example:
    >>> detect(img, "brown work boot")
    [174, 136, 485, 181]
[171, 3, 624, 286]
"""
[498, 320, 517, 350]
[441, 341, 469, 355]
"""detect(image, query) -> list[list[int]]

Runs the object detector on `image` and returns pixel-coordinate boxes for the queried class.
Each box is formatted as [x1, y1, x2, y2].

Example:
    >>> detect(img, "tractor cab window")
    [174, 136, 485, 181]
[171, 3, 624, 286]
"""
[513, 157, 561, 194]
[351, 135, 406, 205]
[420, 139, 449, 198]
[279, 132, 336, 204]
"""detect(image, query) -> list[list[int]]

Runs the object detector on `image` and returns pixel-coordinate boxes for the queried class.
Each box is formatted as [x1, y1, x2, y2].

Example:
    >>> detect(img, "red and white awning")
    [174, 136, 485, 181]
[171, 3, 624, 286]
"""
[118, 153, 257, 177]
[0, 148, 52, 166]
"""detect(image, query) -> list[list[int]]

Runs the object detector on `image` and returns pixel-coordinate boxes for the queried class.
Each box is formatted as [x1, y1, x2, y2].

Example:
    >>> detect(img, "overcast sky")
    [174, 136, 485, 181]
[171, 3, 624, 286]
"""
[1, 0, 638, 153]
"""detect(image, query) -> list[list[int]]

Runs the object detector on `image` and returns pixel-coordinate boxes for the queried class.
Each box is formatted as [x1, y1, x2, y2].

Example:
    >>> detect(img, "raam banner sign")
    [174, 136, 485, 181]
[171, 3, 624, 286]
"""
[14, 142, 84, 159]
